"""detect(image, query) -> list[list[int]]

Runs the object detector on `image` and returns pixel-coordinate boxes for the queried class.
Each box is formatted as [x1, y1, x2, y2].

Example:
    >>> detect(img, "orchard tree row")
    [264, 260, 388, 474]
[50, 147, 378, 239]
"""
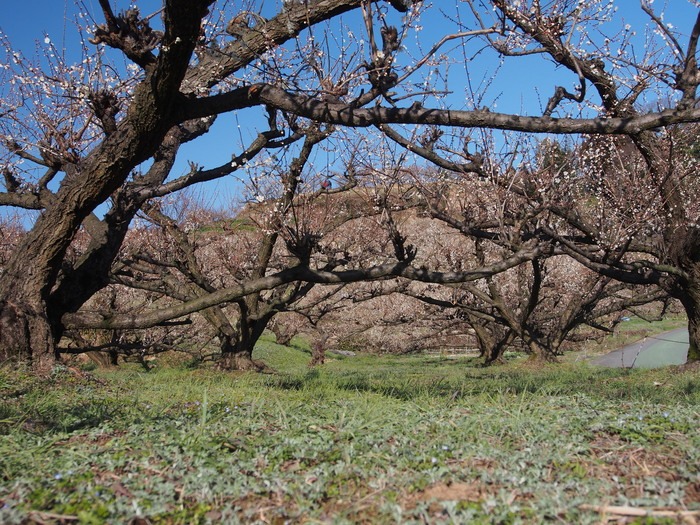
[1, 0, 700, 373]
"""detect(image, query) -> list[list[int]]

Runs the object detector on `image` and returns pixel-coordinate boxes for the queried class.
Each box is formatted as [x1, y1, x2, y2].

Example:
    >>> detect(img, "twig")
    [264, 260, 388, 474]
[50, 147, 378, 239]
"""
[27, 510, 79, 523]
[580, 504, 700, 519]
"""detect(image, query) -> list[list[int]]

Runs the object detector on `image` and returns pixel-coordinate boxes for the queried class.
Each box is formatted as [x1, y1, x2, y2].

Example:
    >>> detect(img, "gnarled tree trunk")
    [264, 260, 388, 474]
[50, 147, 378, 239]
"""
[669, 227, 700, 364]
[217, 311, 274, 372]
[682, 299, 700, 363]
[0, 0, 211, 373]
[270, 320, 297, 346]
[0, 211, 77, 373]
[524, 338, 556, 363]
[0, 296, 56, 375]
[676, 273, 700, 364]
[309, 332, 329, 367]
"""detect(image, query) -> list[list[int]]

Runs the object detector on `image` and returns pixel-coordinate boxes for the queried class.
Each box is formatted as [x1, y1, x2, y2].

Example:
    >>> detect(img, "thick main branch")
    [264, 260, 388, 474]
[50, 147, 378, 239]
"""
[185, 84, 700, 135]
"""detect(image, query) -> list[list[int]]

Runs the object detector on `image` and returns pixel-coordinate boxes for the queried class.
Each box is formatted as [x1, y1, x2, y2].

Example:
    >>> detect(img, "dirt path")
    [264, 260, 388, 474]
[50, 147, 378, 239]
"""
[590, 328, 689, 368]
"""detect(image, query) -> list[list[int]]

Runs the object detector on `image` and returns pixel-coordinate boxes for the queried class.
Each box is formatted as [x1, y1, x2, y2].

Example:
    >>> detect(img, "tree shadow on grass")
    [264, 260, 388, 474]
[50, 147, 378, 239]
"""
[263, 360, 695, 404]
[17, 401, 119, 434]
[0, 368, 125, 435]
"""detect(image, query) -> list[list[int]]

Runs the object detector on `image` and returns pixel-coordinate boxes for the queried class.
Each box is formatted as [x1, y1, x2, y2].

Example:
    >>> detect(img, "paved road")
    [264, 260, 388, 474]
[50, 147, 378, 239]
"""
[591, 328, 689, 368]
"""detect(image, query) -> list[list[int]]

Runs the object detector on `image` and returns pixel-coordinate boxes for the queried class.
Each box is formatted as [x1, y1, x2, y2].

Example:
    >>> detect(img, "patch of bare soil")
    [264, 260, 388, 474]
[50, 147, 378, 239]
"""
[56, 429, 128, 448]
[413, 481, 488, 502]
[686, 482, 700, 504]
[674, 361, 700, 373]
[401, 480, 502, 515]
[590, 434, 682, 474]
[589, 433, 698, 508]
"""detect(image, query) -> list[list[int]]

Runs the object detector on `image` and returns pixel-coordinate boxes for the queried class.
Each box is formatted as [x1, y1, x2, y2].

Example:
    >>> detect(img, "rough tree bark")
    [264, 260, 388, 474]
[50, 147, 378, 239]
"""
[669, 228, 700, 363]
[309, 332, 329, 367]
[270, 320, 297, 346]
[0, 0, 213, 372]
[216, 315, 274, 373]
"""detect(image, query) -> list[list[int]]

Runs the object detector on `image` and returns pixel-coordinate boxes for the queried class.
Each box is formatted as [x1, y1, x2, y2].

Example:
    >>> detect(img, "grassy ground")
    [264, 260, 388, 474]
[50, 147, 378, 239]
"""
[0, 336, 698, 524]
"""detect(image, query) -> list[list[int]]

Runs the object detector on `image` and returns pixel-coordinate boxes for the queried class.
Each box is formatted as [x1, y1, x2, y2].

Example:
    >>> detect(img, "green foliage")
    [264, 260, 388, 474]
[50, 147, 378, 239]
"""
[192, 218, 257, 234]
[0, 354, 698, 523]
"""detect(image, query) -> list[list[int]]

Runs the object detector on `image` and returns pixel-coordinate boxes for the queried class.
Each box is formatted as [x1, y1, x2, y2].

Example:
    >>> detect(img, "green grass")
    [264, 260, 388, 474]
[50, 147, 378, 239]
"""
[192, 217, 257, 234]
[0, 343, 698, 524]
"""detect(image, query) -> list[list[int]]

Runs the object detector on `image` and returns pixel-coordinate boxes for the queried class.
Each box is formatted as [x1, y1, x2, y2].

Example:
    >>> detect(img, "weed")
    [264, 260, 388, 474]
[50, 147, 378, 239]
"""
[0, 347, 697, 523]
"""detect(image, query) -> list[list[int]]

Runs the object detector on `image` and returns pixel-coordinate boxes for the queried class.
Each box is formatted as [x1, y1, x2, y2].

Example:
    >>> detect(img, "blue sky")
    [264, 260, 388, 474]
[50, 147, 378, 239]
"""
[4, 1, 700, 116]
[1, 1, 700, 217]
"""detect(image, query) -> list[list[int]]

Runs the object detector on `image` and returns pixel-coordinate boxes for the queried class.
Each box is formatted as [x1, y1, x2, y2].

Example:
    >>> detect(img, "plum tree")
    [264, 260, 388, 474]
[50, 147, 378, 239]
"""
[2, 0, 700, 372]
